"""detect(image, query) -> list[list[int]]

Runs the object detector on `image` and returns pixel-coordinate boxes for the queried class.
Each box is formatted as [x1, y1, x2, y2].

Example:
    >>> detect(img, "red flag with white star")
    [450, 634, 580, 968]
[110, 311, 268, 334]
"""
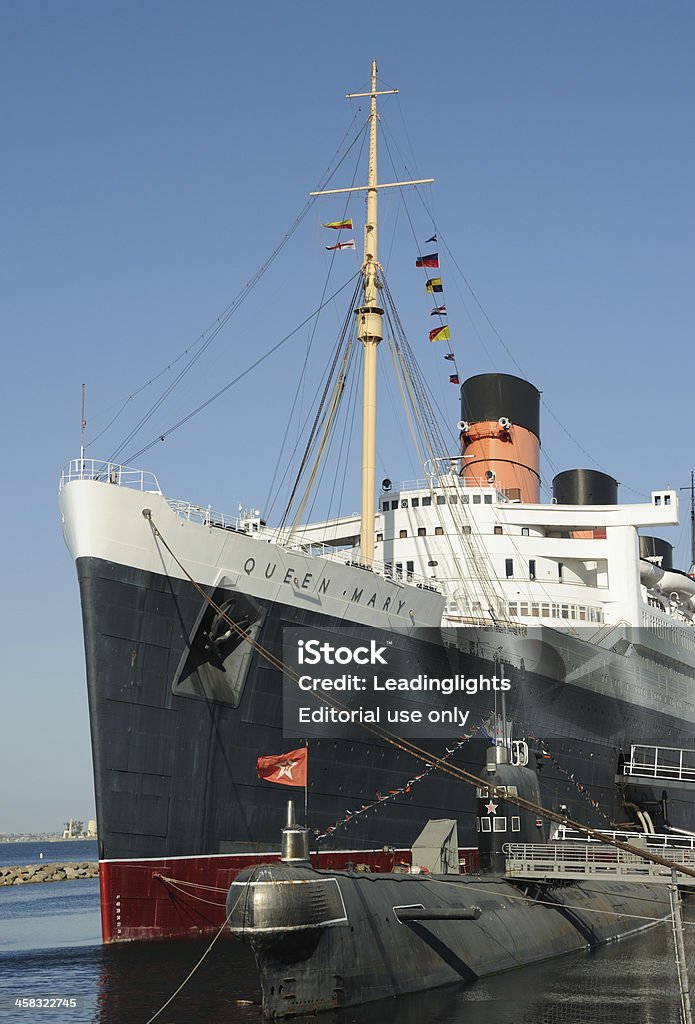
[256, 747, 308, 787]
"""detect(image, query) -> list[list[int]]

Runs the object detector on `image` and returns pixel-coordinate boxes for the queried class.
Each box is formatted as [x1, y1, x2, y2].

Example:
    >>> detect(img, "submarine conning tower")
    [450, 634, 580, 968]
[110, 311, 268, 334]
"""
[477, 743, 546, 875]
[460, 373, 541, 503]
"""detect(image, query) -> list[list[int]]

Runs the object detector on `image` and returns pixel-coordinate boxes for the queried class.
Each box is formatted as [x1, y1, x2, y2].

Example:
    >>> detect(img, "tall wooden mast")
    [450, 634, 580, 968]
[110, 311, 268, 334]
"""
[311, 62, 433, 565]
[355, 60, 383, 564]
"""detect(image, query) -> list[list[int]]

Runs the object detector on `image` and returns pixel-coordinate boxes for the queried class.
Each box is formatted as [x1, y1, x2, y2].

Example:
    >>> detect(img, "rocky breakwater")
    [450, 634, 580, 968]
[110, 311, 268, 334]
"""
[0, 862, 99, 885]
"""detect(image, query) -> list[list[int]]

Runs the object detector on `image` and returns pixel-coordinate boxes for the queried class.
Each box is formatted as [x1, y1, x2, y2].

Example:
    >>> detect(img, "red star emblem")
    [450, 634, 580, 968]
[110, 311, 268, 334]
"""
[275, 758, 300, 781]
[485, 800, 498, 814]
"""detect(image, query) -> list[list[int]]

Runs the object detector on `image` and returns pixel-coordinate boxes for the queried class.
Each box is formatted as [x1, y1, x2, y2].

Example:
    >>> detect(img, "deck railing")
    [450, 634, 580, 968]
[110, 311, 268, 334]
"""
[60, 458, 161, 493]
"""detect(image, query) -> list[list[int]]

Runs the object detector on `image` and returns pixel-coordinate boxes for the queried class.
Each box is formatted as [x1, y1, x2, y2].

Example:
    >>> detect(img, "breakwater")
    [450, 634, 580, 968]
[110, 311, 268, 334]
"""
[0, 862, 98, 885]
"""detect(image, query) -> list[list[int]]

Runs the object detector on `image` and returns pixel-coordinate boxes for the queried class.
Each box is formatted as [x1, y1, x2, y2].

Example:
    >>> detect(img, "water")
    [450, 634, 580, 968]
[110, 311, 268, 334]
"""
[0, 873, 690, 1024]
[0, 841, 98, 870]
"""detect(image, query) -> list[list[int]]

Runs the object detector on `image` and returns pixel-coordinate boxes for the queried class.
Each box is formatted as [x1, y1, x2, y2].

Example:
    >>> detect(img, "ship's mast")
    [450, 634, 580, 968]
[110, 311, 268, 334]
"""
[356, 61, 383, 564]
[311, 62, 433, 565]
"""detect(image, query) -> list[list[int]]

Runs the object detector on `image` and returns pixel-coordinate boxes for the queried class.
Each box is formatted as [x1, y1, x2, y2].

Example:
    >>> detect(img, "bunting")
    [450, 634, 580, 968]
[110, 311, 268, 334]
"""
[429, 325, 451, 343]
[314, 723, 485, 842]
[416, 252, 439, 268]
[323, 219, 353, 230]
[430, 304, 447, 316]
[444, 352, 455, 361]
[325, 239, 356, 251]
[425, 233, 437, 243]
[425, 278, 443, 293]
[449, 374, 460, 384]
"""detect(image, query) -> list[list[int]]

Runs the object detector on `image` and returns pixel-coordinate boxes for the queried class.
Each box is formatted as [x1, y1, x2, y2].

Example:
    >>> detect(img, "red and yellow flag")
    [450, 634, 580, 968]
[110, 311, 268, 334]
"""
[323, 219, 353, 230]
[429, 325, 451, 343]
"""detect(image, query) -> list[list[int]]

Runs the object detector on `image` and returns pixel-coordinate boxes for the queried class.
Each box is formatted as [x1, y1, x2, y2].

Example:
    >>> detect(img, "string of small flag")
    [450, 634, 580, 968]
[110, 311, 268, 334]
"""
[524, 730, 616, 825]
[314, 722, 485, 842]
[323, 219, 356, 251]
[415, 233, 460, 386]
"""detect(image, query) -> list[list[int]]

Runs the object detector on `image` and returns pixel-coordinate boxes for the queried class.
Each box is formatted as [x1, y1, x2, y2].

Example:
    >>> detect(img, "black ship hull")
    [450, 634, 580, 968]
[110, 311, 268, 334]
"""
[77, 554, 695, 940]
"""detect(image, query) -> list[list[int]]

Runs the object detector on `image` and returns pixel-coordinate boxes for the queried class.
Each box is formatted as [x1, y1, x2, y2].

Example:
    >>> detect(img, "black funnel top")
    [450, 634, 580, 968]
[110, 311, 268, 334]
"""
[461, 374, 540, 438]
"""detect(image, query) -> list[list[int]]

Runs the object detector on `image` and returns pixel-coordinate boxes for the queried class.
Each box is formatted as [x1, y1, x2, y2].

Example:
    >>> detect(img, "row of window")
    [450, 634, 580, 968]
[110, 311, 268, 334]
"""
[508, 601, 604, 623]
[377, 526, 447, 542]
[476, 816, 521, 832]
[382, 492, 496, 512]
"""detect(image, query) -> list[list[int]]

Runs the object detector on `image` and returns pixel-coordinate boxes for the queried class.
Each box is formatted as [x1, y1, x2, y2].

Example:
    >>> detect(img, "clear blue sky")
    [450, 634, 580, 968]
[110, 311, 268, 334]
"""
[2, 2, 693, 831]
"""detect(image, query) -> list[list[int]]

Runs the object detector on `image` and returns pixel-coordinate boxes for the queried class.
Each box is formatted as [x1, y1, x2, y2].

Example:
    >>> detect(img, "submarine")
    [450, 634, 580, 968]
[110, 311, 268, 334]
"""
[227, 741, 672, 1018]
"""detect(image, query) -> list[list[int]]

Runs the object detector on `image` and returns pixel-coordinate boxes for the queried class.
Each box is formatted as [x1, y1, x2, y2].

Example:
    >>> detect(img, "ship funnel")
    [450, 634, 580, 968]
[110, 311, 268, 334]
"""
[460, 374, 541, 503]
[552, 469, 618, 506]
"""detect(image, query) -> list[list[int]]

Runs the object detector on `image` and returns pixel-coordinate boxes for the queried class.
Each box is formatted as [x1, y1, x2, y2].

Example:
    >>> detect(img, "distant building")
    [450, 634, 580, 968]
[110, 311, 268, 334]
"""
[63, 819, 84, 839]
[86, 819, 97, 838]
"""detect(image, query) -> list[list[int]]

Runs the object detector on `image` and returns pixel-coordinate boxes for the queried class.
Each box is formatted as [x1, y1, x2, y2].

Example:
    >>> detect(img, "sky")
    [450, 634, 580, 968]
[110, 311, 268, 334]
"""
[1, 2, 693, 832]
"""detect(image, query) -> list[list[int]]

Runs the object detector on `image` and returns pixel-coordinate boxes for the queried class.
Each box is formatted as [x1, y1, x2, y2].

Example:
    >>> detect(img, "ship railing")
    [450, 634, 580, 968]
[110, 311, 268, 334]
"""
[552, 825, 695, 851]
[296, 543, 440, 591]
[622, 743, 695, 784]
[166, 499, 247, 532]
[60, 458, 161, 493]
[504, 841, 695, 881]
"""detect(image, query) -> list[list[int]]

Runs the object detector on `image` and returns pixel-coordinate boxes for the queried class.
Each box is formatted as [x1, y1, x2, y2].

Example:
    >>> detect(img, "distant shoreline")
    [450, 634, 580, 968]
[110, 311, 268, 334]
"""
[0, 837, 97, 843]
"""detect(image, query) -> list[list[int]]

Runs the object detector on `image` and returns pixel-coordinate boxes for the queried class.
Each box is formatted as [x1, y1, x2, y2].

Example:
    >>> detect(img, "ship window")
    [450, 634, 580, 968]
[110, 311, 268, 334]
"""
[391, 500, 399, 510]
[561, 604, 569, 618]
[406, 561, 414, 579]
[395, 563, 403, 579]
[481, 818, 491, 832]
[399, 529, 407, 538]
[493, 817, 507, 832]
[579, 607, 587, 621]
[383, 501, 390, 511]
[411, 497, 420, 507]
[476, 818, 481, 832]
[531, 603, 539, 616]
[462, 495, 469, 504]
[508, 602, 518, 615]
[401, 500, 408, 508]
[521, 527, 530, 536]
[520, 602, 529, 616]
[541, 604, 550, 617]
[422, 496, 432, 507]
[418, 527, 427, 537]
[484, 494, 493, 504]
[428, 560, 438, 567]
[461, 525, 471, 535]
[505, 558, 514, 578]
[529, 559, 536, 581]
[376, 533, 383, 542]
[655, 495, 661, 506]
[450, 494, 458, 504]
[558, 562, 564, 582]
[473, 494, 481, 504]
[494, 526, 503, 535]
[665, 494, 671, 505]
[511, 817, 521, 832]
[435, 526, 444, 536]
[437, 494, 446, 505]
[551, 603, 559, 617]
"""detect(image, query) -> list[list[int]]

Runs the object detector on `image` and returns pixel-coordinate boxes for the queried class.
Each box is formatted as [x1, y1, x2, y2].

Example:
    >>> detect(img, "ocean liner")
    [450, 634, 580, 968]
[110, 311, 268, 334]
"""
[59, 62, 695, 943]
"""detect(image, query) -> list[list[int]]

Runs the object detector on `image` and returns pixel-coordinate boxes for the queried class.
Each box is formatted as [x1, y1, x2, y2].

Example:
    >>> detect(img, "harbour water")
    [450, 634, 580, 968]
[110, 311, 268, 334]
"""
[0, 843, 691, 1023]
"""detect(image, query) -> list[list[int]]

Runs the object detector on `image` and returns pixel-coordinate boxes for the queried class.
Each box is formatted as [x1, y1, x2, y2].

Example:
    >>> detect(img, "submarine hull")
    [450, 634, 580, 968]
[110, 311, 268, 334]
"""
[227, 862, 669, 1017]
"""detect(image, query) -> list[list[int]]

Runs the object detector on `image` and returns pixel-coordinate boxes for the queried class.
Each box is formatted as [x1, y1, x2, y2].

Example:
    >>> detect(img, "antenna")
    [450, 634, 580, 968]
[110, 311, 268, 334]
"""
[679, 470, 695, 572]
[80, 384, 86, 472]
